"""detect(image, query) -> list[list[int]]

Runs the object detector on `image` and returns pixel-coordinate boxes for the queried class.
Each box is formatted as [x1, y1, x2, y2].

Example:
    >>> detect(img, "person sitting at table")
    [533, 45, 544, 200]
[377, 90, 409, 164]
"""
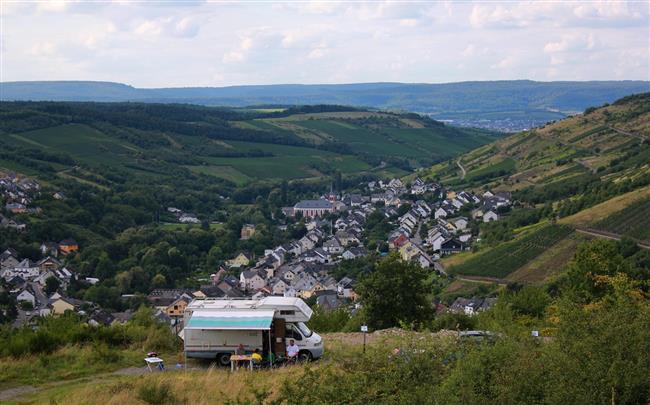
[251, 348, 263, 367]
[235, 343, 246, 370]
[286, 339, 300, 363]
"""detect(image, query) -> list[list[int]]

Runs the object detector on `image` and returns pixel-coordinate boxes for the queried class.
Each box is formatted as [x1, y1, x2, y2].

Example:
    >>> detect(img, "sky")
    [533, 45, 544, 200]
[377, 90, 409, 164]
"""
[1, 0, 649, 87]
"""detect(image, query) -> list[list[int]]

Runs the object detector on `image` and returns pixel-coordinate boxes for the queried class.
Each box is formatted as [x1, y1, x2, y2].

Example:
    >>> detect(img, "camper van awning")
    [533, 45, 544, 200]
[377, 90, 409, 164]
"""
[185, 310, 275, 330]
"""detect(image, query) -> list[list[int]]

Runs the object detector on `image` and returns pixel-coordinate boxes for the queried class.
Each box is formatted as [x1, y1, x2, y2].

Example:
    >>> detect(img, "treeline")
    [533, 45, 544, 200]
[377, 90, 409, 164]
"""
[0, 102, 307, 146]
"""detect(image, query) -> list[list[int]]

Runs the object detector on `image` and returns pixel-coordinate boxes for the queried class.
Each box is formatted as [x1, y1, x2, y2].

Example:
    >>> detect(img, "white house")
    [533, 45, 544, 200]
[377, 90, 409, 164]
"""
[239, 271, 266, 291]
[268, 278, 289, 295]
[483, 210, 499, 222]
[434, 207, 448, 219]
[16, 287, 36, 306]
[452, 217, 469, 231]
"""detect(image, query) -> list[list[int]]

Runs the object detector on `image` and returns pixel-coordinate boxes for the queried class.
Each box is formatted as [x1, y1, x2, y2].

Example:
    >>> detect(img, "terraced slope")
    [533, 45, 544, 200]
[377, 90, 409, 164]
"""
[0, 102, 500, 185]
[421, 93, 650, 191]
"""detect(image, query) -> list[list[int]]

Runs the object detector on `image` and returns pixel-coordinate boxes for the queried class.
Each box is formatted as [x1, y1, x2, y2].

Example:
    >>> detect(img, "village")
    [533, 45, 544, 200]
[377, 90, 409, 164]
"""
[1, 171, 509, 329]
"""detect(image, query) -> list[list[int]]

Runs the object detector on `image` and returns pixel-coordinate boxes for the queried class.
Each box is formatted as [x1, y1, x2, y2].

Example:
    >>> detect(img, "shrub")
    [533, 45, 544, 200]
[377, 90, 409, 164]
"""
[137, 381, 178, 405]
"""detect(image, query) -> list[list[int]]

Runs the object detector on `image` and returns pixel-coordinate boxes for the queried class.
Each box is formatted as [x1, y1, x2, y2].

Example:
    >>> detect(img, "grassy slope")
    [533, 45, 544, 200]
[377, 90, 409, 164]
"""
[5, 332, 415, 404]
[559, 185, 650, 227]
[421, 93, 650, 190]
[593, 197, 650, 242]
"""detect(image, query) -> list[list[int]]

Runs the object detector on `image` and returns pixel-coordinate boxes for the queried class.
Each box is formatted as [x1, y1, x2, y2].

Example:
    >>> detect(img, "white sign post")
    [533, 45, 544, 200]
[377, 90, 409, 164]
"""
[361, 325, 368, 353]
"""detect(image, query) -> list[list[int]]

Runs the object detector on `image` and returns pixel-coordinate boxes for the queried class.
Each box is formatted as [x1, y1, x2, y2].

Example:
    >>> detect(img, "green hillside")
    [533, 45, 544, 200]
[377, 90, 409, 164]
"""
[421, 92, 650, 193]
[0, 102, 499, 185]
[438, 94, 650, 282]
[449, 224, 574, 279]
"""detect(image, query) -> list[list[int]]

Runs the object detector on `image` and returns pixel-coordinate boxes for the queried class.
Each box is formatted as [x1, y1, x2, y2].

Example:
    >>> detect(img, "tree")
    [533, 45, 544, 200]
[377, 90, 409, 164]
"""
[0, 290, 18, 324]
[44, 277, 61, 295]
[565, 240, 632, 301]
[152, 274, 167, 288]
[506, 286, 550, 318]
[357, 254, 432, 329]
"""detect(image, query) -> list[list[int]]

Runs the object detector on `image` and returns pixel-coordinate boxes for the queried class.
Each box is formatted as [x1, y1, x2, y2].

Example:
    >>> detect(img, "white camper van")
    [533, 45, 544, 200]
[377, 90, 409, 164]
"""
[181, 297, 323, 366]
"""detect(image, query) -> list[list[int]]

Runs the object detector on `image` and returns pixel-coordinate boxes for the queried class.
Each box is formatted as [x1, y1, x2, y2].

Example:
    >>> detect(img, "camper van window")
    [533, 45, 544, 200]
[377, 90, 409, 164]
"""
[286, 325, 302, 340]
[280, 310, 295, 315]
[296, 322, 313, 338]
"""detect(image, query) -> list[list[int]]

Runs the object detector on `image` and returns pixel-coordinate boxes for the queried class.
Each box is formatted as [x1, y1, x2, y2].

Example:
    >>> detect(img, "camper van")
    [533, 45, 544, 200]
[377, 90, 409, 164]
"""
[181, 297, 323, 366]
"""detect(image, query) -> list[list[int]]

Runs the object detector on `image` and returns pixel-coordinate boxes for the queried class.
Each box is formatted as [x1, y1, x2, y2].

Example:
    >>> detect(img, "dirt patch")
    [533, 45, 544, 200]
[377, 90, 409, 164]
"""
[0, 385, 39, 401]
[113, 367, 148, 376]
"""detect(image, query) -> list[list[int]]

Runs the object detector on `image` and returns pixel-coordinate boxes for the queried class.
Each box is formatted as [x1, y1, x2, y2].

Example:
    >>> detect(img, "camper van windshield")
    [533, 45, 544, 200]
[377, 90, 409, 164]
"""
[296, 322, 313, 338]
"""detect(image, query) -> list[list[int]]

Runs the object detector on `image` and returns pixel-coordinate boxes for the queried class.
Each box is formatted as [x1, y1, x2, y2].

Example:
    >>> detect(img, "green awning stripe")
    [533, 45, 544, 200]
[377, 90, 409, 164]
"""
[187, 316, 272, 329]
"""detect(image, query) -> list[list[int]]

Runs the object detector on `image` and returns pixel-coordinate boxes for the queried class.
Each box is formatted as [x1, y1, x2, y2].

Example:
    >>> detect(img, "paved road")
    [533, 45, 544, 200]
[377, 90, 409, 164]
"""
[574, 227, 650, 249]
[456, 159, 466, 180]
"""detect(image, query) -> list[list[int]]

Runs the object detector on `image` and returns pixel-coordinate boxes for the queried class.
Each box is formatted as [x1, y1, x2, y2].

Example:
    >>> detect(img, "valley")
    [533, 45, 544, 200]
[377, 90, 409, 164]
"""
[0, 93, 649, 405]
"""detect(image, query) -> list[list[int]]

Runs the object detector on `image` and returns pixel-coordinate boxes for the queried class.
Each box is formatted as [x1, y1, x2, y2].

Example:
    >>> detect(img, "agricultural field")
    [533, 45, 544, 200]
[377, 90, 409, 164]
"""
[1, 102, 501, 186]
[465, 158, 516, 182]
[559, 185, 650, 227]
[593, 197, 650, 242]
[5, 124, 140, 165]
[449, 224, 574, 279]
[505, 232, 592, 284]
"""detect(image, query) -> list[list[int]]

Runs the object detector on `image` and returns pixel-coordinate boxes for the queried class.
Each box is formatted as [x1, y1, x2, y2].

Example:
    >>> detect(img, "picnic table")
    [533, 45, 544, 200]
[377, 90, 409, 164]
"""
[144, 356, 165, 372]
[229, 354, 253, 372]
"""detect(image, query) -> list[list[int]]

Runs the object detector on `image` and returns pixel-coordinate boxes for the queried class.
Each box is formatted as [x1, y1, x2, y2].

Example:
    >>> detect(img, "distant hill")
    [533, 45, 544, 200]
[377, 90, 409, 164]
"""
[2, 80, 648, 131]
[0, 102, 498, 186]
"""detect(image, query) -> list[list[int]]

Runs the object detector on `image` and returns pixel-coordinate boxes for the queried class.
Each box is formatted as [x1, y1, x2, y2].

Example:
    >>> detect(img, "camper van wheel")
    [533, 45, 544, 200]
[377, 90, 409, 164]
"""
[297, 350, 312, 363]
[216, 353, 231, 367]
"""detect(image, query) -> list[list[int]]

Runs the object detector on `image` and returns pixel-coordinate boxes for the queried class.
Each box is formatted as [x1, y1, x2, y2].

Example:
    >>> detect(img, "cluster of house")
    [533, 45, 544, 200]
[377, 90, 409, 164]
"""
[167, 207, 200, 224]
[384, 180, 512, 269]
[220, 194, 388, 310]
[0, 248, 100, 327]
[0, 172, 43, 231]
[226, 179, 514, 306]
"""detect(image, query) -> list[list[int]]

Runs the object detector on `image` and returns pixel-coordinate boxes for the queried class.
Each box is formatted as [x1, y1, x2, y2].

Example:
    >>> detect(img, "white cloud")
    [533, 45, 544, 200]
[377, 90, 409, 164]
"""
[491, 56, 517, 70]
[133, 16, 200, 38]
[399, 18, 419, 27]
[308, 48, 327, 59]
[135, 20, 163, 36]
[544, 34, 596, 53]
[30, 41, 57, 57]
[1, 1, 648, 85]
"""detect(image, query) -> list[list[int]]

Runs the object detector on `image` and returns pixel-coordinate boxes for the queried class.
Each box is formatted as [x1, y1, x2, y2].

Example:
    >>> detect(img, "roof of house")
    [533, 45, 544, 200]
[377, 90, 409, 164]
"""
[59, 238, 78, 246]
[317, 294, 341, 310]
[242, 270, 264, 279]
[294, 199, 333, 209]
[450, 297, 483, 310]
[199, 284, 226, 298]
[89, 310, 115, 326]
[111, 310, 134, 323]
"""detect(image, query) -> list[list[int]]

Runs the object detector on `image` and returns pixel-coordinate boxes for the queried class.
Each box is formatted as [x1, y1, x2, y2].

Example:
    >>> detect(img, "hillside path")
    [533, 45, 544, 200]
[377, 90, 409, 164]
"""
[456, 159, 466, 180]
[0, 367, 148, 401]
[607, 125, 646, 143]
[574, 227, 650, 249]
